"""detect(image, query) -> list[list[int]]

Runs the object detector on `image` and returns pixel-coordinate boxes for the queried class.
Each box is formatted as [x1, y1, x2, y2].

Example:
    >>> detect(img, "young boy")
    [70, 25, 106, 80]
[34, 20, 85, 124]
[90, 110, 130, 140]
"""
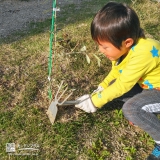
[75, 2, 160, 160]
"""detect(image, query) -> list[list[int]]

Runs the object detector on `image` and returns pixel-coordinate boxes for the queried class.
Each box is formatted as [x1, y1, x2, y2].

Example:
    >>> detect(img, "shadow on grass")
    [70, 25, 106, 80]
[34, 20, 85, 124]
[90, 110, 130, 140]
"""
[100, 100, 124, 112]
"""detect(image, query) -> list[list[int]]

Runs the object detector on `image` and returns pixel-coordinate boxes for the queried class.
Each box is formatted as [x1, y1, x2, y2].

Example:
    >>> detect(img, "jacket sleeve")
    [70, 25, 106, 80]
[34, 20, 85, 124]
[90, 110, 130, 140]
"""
[92, 50, 157, 108]
[99, 62, 119, 88]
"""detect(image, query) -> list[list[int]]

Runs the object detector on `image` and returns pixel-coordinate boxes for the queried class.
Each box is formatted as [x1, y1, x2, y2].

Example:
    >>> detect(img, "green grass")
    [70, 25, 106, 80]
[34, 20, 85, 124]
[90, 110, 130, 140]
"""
[1, 0, 160, 159]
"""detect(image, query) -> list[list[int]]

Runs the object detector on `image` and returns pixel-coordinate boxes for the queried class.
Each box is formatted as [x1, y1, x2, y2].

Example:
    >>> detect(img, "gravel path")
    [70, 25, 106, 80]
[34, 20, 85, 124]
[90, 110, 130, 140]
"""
[0, 0, 83, 38]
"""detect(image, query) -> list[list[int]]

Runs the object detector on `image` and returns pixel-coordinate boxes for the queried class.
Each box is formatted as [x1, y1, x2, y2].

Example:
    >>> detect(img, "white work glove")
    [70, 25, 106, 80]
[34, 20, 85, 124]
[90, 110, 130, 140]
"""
[92, 86, 104, 94]
[75, 94, 97, 113]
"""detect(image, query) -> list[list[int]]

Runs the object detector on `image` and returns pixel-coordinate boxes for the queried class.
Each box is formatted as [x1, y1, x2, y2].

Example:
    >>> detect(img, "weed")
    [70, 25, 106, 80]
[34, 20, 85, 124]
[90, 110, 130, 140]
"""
[87, 138, 110, 159]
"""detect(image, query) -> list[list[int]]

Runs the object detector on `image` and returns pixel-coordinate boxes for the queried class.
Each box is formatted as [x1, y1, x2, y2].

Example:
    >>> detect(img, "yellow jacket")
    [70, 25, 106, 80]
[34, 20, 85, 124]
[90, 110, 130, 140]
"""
[92, 38, 160, 108]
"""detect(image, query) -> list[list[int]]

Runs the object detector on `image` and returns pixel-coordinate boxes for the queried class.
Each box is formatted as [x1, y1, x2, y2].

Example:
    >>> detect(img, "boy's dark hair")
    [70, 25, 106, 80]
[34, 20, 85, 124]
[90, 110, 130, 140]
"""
[91, 2, 145, 49]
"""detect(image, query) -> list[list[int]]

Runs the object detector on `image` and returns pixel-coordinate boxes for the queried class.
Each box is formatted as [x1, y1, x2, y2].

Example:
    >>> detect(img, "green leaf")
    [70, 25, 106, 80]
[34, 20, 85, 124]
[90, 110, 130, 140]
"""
[93, 54, 101, 67]
[80, 46, 86, 52]
[86, 54, 90, 64]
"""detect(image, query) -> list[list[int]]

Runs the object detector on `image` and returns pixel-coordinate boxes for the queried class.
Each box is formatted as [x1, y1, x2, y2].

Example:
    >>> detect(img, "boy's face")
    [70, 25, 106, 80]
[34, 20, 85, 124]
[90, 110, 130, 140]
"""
[98, 40, 130, 61]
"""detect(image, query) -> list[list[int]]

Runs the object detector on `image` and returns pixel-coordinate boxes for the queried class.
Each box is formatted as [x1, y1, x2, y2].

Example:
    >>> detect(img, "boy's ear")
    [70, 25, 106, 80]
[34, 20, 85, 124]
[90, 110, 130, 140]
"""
[124, 38, 134, 48]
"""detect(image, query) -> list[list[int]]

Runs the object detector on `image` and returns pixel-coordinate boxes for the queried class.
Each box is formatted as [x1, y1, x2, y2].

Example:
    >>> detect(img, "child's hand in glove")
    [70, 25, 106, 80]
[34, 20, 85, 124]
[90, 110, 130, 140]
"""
[75, 94, 97, 113]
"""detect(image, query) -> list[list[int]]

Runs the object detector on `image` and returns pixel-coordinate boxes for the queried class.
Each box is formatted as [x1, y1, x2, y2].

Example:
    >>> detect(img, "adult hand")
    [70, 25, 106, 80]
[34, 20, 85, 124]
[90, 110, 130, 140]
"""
[75, 94, 97, 113]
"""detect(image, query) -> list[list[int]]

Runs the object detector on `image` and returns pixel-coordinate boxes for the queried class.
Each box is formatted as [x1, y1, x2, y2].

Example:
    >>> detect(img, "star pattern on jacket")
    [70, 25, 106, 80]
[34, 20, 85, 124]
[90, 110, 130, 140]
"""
[144, 80, 153, 89]
[150, 46, 159, 57]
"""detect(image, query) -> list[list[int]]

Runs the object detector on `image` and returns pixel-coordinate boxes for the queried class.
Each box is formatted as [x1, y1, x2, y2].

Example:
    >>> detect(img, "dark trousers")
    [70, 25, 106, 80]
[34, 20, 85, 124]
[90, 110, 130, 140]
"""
[116, 83, 160, 142]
